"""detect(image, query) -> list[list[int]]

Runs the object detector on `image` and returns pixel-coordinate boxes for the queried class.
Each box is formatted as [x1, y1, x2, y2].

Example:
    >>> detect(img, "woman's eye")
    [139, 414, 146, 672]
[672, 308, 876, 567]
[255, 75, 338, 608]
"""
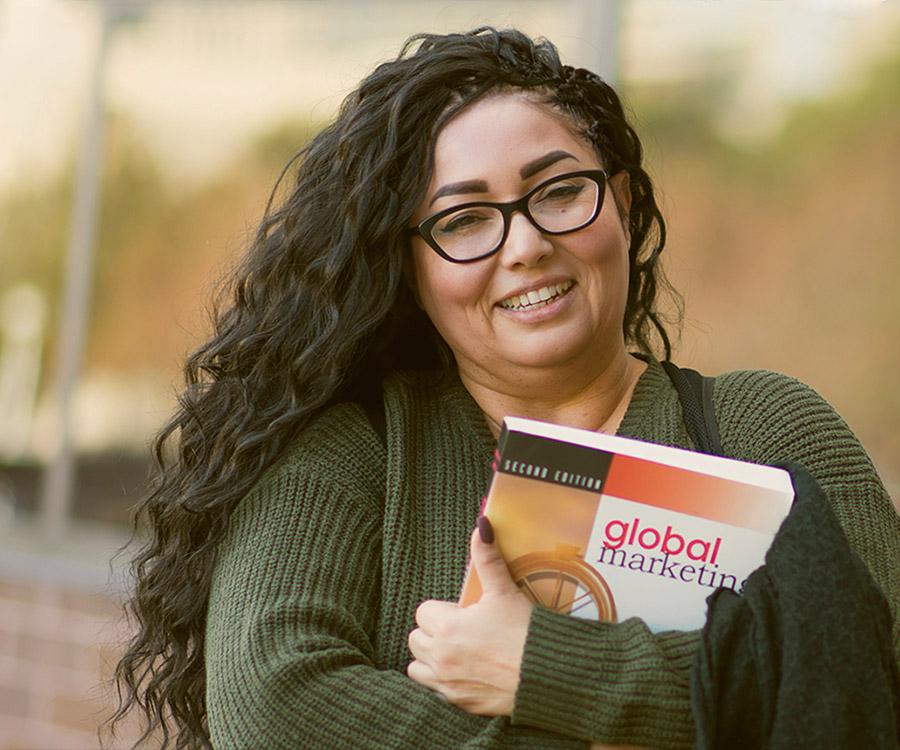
[538, 183, 584, 203]
[438, 212, 486, 234]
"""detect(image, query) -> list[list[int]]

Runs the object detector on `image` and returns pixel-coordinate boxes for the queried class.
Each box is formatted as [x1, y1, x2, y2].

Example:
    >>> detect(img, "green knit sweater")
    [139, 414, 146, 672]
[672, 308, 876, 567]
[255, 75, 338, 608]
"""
[205, 358, 900, 749]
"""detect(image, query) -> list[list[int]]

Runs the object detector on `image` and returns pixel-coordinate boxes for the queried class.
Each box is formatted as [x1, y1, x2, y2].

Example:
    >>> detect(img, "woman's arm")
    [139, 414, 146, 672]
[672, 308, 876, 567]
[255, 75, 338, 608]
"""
[204, 407, 587, 750]
[714, 369, 900, 662]
[403, 545, 695, 749]
[407, 523, 687, 749]
[511, 609, 698, 749]
[404, 545, 699, 750]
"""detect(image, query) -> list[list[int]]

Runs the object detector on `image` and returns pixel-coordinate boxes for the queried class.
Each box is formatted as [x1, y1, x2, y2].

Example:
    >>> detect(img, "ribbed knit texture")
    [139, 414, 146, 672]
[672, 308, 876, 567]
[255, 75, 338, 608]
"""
[204, 359, 900, 750]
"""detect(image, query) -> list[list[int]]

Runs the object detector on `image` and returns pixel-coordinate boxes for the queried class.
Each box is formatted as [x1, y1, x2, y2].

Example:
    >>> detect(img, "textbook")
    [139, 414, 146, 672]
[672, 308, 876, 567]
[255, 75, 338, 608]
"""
[458, 417, 795, 632]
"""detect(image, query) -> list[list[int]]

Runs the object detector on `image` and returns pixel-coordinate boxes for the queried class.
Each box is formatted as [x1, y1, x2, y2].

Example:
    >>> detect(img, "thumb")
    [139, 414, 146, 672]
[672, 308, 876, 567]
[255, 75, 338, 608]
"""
[471, 516, 518, 595]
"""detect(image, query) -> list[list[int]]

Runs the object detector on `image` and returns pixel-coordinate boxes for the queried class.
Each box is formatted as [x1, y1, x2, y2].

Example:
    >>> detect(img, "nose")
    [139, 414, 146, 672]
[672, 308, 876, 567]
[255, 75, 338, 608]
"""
[498, 210, 554, 268]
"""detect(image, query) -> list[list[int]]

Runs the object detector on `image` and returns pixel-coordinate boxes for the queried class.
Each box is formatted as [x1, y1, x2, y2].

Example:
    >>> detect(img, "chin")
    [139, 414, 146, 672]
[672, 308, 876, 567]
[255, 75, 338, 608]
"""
[497, 337, 594, 371]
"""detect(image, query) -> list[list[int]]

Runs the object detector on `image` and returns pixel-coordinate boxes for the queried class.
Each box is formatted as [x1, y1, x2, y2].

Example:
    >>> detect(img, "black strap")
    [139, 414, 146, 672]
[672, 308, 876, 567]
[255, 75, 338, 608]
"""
[661, 361, 724, 456]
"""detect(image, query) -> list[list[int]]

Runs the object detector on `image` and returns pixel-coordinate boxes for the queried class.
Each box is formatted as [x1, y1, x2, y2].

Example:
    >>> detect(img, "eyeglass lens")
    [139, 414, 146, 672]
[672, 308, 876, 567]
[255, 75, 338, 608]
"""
[430, 174, 600, 261]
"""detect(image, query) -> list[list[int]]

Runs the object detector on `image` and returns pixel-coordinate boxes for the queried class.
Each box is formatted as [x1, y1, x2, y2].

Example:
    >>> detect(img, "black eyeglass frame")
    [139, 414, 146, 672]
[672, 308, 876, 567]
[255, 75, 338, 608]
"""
[407, 169, 610, 264]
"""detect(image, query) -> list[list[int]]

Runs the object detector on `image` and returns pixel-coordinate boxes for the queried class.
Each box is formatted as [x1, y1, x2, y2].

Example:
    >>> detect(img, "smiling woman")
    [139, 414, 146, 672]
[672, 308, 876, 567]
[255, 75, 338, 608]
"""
[409, 94, 639, 423]
[108, 27, 900, 750]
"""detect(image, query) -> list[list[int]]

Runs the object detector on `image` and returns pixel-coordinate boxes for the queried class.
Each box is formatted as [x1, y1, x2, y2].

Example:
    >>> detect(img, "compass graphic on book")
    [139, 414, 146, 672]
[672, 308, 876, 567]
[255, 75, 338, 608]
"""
[509, 543, 617, 621]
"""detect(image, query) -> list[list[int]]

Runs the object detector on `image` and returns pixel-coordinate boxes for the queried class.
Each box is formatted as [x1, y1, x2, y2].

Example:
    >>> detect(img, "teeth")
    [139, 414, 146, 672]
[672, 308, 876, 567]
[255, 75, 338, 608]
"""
[500, 280, 573, 311]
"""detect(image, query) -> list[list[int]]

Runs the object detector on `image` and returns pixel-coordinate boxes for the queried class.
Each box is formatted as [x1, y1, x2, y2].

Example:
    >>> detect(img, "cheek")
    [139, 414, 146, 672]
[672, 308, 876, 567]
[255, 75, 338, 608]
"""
[413, 249, 493, 340]
[570, 234, 624, 282]
[415, 251, 487, 313]
[569, 226, 631, 319]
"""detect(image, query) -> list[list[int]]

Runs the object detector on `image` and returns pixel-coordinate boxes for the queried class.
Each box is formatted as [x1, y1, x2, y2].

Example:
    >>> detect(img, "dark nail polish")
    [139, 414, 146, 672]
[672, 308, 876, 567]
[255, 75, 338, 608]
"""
[477, 515, 494, 544]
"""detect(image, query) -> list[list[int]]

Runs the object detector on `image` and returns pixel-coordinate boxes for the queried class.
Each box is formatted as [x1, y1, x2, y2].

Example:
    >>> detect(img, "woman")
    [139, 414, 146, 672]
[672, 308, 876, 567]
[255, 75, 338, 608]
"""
[109, 28, 900, 750]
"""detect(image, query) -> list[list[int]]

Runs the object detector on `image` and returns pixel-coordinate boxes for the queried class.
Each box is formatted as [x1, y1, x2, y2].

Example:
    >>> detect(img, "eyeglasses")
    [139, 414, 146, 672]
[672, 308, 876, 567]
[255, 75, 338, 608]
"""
[408, 169, 608, 264]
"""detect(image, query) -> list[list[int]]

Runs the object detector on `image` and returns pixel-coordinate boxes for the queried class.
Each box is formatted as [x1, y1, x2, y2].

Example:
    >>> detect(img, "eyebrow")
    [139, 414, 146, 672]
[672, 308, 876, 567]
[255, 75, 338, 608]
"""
[520, 150, 578, 179]
[429, 179, 489, 207]
[427, 150, 579, 207]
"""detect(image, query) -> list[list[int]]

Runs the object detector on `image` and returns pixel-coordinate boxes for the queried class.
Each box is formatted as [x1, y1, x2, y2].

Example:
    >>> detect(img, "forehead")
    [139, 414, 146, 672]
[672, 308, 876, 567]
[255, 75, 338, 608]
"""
[428, 92, 598, 185]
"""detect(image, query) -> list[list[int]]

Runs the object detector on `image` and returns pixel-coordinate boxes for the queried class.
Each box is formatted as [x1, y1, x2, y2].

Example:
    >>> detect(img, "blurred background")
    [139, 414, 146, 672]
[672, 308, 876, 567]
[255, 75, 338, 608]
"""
[0, 0, 898, 747]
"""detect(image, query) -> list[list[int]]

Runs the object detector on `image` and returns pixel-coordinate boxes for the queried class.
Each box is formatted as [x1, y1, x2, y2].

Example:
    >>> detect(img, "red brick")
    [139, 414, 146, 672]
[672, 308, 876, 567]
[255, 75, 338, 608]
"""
[0, 578, 34, 605]
[60, 589, 121, 620]
[26, 660, 95, 699]
[32, 583, 63, 606]
[0, 628, 17, 657]
[18, 633, 82, 671]
[0, 652, 24, 682]
[0, 717, 100, 750]
[51, 692, 110, 734]
[0, 683, 29, 716]
[97, 642, 126, 684]
[99, 707, 167, 749]
[0, 579, 151, 748]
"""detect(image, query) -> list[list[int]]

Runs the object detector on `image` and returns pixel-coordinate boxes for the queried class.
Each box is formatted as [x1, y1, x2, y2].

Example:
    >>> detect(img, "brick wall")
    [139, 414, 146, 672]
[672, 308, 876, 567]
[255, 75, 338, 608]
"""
[0, 524, 156, 750]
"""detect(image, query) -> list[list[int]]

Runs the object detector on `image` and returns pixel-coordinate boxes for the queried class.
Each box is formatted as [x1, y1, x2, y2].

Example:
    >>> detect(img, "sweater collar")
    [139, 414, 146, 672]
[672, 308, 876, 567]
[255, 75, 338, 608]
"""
[438, 370, 498, 455]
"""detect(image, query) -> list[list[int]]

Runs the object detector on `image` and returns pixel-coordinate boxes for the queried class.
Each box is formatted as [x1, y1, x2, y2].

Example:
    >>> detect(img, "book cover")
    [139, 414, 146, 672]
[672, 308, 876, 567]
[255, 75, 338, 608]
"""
[458, 416, 795, 632]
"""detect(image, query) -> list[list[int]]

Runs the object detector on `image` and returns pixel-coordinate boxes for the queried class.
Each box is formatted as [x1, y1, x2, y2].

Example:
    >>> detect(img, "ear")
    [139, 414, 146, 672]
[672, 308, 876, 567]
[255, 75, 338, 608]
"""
[609, 170, 632, 227]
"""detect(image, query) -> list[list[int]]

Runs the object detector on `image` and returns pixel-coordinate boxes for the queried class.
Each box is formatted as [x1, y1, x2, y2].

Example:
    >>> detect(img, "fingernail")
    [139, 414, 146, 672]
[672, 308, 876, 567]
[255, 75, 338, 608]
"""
[477, 515, 494, 544]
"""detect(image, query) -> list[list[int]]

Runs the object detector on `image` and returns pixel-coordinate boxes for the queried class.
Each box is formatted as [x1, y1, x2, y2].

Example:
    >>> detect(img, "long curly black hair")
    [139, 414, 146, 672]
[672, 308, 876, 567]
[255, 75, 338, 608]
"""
[105, 27, 679, 749]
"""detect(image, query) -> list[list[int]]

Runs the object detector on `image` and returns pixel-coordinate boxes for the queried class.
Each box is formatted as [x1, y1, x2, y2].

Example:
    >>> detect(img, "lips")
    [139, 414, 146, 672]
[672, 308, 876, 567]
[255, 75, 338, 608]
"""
[498, 280, 574, 311]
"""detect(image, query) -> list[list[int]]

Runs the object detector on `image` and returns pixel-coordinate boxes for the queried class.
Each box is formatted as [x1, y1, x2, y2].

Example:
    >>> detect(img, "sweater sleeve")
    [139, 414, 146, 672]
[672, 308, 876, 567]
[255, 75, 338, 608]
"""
[204, 403, 586, 750]
[712, 369, 900, 665]
[512, 610, 699, 749]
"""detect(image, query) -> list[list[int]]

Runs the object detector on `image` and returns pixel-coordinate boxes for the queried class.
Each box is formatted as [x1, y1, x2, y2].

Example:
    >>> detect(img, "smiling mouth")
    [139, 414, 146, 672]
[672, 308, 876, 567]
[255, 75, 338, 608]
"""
[498, 280, 574, 311]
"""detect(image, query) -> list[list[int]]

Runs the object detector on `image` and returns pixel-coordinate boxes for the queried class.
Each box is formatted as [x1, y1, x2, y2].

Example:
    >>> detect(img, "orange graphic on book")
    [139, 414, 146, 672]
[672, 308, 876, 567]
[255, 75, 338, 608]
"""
[509, 544, 616, 621]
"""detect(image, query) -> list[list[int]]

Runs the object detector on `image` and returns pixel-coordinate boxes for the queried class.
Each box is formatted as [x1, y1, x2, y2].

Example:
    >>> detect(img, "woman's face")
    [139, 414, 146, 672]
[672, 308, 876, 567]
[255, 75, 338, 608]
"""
[410, 92, 632, 385]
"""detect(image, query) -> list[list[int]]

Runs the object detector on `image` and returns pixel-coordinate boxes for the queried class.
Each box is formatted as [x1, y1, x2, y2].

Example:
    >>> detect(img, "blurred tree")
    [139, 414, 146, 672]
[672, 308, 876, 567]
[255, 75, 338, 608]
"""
[0, 42, 897, 488]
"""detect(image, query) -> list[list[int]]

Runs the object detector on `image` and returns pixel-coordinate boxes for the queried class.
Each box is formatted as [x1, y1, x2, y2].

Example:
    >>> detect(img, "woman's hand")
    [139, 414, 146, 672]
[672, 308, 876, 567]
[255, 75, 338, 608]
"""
[406, 520, 534, 716]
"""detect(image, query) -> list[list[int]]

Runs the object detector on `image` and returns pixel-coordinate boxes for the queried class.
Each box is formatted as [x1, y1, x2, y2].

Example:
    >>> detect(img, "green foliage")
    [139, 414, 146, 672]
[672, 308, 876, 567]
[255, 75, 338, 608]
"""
[0, 169, 72, 293]
[250, 119, 322, 172]
[1, 45, 897, 463]
[0, 114, 170, 379]
[91, 116, 170, 327]
[629, 30, 900, 188]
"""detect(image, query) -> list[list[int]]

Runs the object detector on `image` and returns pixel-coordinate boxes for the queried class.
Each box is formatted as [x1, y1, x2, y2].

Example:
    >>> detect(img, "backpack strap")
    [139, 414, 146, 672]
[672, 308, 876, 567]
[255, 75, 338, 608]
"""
[660, 361, 724, 457]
